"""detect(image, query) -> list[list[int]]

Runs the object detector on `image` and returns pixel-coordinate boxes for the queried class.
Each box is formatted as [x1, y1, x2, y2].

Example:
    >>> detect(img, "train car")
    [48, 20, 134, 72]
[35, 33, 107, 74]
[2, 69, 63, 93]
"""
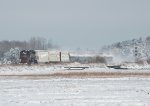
[35, 50, 49, 63]
[61, 52, 70, 62]
[48, 51, 61, 62]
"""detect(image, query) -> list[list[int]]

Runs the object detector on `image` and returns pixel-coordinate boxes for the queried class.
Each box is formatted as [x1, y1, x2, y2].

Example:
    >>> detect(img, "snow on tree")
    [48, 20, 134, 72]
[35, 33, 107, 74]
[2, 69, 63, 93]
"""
[2, 48, 20, 64]
[101, 37, 150, 63]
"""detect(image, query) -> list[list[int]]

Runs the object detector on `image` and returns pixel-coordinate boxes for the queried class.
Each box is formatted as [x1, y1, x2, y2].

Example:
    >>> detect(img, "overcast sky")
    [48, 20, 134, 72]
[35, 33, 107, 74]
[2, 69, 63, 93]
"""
[0, 0, 150, 49]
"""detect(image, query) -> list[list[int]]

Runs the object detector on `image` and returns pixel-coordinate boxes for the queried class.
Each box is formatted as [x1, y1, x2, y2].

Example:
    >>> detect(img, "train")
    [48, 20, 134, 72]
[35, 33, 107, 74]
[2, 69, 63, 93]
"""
[20, 50, 70, 65]
[20, 50, 113, 65]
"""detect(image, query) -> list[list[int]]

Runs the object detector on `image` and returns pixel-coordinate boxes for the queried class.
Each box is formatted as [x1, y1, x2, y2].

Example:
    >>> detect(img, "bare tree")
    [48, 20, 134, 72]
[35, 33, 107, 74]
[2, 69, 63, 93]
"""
[0, 36, 58, 59]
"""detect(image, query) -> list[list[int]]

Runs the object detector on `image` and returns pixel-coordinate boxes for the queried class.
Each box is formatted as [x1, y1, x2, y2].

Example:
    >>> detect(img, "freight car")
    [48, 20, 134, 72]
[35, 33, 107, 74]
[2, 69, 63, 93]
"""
[20, 50, 70, 64]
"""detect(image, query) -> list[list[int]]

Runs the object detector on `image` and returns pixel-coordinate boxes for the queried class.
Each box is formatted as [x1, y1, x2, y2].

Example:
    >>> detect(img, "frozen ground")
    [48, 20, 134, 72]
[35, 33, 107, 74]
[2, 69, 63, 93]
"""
[0, 77, 150, 106]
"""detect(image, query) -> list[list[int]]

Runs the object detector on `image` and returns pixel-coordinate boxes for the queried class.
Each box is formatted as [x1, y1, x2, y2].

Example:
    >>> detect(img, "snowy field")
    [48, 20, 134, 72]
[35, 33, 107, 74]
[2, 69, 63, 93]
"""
[0, 64, 150, 76]
[0, 77, 150, 106]
[0, 65, 150, 106]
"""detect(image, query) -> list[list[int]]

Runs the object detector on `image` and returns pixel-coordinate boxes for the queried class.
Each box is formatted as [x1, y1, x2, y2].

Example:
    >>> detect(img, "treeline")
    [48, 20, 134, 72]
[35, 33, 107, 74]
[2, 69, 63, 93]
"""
[0, 36, 58, 58]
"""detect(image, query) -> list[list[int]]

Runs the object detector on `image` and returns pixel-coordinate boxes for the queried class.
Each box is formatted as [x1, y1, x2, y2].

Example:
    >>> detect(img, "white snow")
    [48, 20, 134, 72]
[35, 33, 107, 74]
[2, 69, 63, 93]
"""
[0, 77, 150, 106]
[0, 64, 150, 106]
[0, 64, 150, 75]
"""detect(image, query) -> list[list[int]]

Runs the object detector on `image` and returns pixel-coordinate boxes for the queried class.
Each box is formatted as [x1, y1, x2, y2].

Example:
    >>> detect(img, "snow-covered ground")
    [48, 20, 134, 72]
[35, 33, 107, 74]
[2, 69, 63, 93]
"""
[0, 77, 150, 106]
[0, 64, 150, 76]
[0, 64, 150, 106]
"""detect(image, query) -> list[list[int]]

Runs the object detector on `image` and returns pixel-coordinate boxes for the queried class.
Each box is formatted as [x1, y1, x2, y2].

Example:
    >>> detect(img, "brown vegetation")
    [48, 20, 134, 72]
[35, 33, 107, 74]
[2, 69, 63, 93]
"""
[1, 71, 150, 79]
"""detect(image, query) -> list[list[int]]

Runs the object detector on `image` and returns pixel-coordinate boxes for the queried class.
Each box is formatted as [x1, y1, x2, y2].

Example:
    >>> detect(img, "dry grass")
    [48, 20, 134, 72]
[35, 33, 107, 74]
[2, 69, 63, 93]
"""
[48, 71, 150, 77]
[1, 71, 150, 79]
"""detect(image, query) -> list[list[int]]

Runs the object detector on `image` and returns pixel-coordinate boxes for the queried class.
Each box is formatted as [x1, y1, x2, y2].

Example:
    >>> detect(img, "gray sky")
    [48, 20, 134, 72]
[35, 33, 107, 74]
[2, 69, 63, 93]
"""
[0, 0, 150, 49]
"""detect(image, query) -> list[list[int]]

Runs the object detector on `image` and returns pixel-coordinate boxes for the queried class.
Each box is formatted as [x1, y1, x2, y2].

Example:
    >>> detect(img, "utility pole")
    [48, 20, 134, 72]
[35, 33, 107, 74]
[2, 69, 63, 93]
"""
[134, 46, 138, 62]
